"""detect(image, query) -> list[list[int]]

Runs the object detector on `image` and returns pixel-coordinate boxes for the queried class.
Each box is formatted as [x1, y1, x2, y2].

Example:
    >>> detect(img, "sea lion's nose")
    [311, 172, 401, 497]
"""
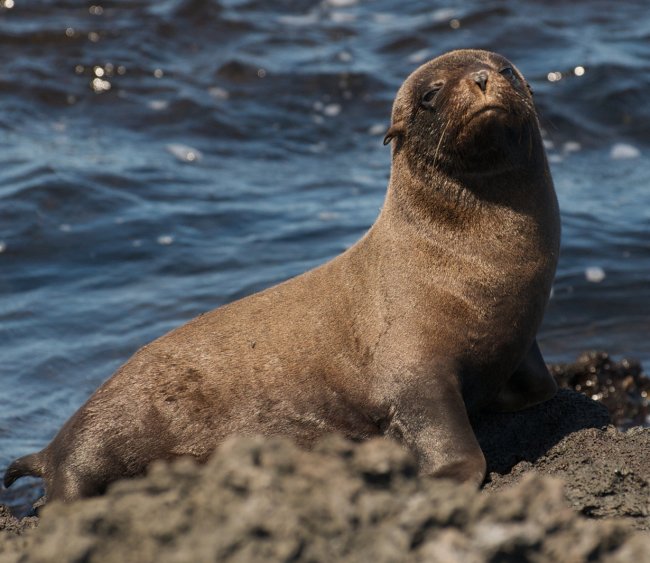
[471, 70, 489, 92]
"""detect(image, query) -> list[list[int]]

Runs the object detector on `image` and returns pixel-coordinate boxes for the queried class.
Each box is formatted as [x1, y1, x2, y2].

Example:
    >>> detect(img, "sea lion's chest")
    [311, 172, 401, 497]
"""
[443, 218, 553, 335]
[374, 206, 556, 369]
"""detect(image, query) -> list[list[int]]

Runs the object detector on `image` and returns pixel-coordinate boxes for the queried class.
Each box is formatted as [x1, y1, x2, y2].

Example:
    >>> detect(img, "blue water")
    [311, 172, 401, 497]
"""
[1, 0, 649, 477]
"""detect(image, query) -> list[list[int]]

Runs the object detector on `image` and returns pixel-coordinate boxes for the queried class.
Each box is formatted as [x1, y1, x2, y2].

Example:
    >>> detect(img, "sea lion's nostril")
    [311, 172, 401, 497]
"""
[472, 70, 488, 92]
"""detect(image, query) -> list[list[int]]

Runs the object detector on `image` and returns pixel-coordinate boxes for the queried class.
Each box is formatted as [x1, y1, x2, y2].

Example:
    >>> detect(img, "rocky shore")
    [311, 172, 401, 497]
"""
[1, 352, 648, 562]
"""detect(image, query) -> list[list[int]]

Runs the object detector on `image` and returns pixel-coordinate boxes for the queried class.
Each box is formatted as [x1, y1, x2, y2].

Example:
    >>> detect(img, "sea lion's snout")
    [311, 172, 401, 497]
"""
[470, 69, 489, 92]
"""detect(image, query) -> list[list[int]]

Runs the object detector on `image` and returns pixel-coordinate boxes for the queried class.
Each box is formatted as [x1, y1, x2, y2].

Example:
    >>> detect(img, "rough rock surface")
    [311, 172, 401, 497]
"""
[550, 351, 650, 429]
[0, 353, 648, 562]
[486, 426, 650, 531]
[0, 433, 648, 563]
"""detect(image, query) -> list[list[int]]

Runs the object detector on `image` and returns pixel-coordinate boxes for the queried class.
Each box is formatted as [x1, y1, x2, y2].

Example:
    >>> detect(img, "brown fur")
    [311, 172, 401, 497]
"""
[3, 50, 560, 501]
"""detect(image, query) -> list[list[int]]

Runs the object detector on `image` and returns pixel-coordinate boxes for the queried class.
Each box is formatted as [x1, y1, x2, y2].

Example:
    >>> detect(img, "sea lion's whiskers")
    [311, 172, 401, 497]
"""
[433, 117, 452, 166]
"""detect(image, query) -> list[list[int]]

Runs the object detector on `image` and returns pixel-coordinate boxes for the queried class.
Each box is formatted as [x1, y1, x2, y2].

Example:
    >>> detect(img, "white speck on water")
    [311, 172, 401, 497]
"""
[318, 211, 339, 221]
[148, 100, 168, 111]
[157, 235, 174, 246]
[88, 31, 100, 42]
[431, 8, 457, 22]
[563, 141, 581, 153]
[91, 77, 111, 92]
[585, 266, 606, 283]
[309, 142, 328, 153]
[0, 241, 6, 253]
[574, 66, 586, 77]
[330, 11, 356, 23]
[368, 123, 386, 136]
[350, 173, 372, 185]
[323, 103, 341, 117]
[449, 18, 461, 29]
[547, 71, 562, 82]
[59, 224, 72, 233]
[153, 68, 164, 78]
[167, 143, 203, 163]
[408, 49, 430, 64]
[208, 87, 229, 100]
[610, 143, 640, 160]
[277, 13, 319, 26]
[325, 0, 357, 7]
[548, 154, 564, 164]
[338, 51, 352, 62]
[372, 13, 394, 23]
[543, 139, 555, 150]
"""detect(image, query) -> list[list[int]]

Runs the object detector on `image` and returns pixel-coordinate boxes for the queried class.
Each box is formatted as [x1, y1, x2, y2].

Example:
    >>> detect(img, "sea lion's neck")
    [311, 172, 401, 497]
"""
[382, 155, 553, 236]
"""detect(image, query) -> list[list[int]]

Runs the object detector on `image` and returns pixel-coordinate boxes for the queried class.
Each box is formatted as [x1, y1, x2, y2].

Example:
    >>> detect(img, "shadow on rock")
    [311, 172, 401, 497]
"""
[473, 388, 610, 476]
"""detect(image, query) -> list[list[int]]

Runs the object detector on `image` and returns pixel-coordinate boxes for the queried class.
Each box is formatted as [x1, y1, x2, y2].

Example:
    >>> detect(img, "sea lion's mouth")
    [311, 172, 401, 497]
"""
[468, 105, 508, 121]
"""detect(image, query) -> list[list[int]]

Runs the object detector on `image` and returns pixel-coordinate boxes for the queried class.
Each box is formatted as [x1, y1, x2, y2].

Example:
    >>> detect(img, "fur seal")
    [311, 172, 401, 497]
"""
[4, 49, 560, 502]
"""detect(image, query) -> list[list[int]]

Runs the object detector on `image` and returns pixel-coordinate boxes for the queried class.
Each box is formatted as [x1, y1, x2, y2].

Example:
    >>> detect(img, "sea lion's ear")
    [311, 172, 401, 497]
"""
[383, 123, 404, 146]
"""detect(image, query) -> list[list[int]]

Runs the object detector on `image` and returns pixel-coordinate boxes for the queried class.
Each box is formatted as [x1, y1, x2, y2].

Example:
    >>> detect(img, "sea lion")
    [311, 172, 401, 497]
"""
[4, 49, 560, 502]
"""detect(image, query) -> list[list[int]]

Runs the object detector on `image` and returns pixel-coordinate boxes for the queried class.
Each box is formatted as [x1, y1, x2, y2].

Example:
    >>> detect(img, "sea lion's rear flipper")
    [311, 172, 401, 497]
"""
[492, 339, 558, 412]
[3, 452, 45, 488]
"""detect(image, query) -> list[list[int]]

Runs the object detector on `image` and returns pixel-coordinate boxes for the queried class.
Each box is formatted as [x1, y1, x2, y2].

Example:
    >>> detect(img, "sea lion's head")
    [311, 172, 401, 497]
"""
[385, 50, 543, 180]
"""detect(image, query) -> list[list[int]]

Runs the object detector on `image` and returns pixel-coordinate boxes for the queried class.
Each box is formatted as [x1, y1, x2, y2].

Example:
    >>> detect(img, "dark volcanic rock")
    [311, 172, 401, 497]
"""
[486, 426, 650, 531]
[0, 434, 647, 563]
[550, 351, 650, 429]
[0, 504, 37, 536]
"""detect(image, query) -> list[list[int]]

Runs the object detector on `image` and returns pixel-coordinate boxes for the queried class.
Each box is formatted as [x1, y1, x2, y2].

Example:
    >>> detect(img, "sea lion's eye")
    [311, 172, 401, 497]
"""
[422, 89, 439, 102]
[500, 67, 515, 80]
[421, 82, 444, 108]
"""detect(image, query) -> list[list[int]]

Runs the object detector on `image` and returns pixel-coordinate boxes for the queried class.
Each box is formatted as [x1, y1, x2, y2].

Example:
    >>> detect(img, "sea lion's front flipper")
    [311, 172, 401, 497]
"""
[491, 339, 558, 412]
[387, 370, 486, 486]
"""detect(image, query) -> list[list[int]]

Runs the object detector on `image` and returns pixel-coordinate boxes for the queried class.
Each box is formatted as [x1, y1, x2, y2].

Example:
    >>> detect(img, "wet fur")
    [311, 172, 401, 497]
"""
[4, 50, 560, 502]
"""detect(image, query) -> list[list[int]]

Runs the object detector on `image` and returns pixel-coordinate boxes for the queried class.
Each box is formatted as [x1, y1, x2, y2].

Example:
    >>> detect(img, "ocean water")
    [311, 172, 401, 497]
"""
[1, 0, 649, 476]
